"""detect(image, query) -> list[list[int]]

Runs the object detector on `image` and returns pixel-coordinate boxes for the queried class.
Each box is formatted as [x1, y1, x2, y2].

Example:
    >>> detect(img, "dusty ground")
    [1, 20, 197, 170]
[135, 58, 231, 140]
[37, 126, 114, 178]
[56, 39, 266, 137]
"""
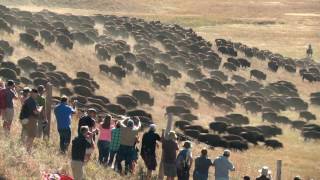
[0, 0, 319, 179]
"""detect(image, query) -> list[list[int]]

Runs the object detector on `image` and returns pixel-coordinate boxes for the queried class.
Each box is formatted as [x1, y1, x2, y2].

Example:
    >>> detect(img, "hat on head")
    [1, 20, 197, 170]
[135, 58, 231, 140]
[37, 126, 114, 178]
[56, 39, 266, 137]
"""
[88, 108, 97, 113]
[22, 87, 31, 93]
[223, 149, 231, 156]
[168, 131, 177, 140]
[183, 141, 192, 149]
[259, 166, 271, 176]
[149, 124, 156, 131]
[7, 80, 14, 86]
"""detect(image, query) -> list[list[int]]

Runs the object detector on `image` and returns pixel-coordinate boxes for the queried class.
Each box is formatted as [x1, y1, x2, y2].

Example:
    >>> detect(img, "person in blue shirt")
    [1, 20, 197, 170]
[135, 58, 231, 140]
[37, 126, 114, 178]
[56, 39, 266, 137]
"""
[213, 149, 235, 180]
[54, 95, 76, 153]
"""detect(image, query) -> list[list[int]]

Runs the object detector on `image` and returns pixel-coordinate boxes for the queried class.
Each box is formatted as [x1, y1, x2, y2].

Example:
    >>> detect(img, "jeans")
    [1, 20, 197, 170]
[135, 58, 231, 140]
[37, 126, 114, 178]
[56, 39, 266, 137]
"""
[177, 167, 190, 180]
[116, 145, 135, 174]
[97, 140, 110, 164]
[108, 150, 118, 167]
[58, 128, 71, 153]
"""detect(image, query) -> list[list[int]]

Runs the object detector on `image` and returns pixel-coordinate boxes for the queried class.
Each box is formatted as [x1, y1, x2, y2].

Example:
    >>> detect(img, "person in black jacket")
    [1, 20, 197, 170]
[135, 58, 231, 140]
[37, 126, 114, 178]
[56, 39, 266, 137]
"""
[71, 126, 93, 180]
[78, 108, 97, 135]
[140, 124, 161, 180]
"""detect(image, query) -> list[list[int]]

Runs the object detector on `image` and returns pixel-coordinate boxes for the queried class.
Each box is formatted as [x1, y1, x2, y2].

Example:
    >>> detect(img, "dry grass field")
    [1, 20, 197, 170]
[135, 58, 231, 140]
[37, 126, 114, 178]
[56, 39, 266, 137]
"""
[0, 0, 319, 179]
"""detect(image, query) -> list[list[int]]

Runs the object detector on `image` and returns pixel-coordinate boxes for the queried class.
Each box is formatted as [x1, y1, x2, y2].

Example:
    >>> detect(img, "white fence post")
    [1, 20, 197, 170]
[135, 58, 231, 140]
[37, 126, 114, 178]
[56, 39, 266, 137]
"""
[276, 160, 282, 180]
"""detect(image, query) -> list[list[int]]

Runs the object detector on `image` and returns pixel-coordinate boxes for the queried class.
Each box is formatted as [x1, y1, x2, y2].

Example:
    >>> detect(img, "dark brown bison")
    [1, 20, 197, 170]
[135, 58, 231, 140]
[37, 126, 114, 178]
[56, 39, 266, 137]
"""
[126, 109, 152, 119]
[268, 61, 278, 72]
[105, 103, 126, 115]
[299, 111, 316, 121]
[0, 18, 13, 34]
[223, 62, 237, 71]
[116, 95, 138, 109]
[153, 72, 170, 88]
[73, 85, 92, 97]
[0, 40, 14, 56]
[40, 30, 55, 44]
[110, 66, 126, 80]
[264, 139, 283, 149]
[0, 68, 17, 80]
[250, 69, 266, 80]
[166, 105, 190, 115]
[99, 64, 110, 74]
[132, 90, 154, 106]
[56, 35, 73, 49]
[209, 121, 228, 134]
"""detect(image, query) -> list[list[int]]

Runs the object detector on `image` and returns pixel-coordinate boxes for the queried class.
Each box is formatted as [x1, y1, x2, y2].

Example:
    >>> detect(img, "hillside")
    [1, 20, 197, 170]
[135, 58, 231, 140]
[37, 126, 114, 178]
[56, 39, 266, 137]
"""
[0, 1, 319, 180]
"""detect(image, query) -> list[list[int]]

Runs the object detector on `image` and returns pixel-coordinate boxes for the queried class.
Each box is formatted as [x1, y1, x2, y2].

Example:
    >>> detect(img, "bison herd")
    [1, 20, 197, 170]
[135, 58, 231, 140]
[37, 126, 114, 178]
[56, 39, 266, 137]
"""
[0, 5, 319, 152]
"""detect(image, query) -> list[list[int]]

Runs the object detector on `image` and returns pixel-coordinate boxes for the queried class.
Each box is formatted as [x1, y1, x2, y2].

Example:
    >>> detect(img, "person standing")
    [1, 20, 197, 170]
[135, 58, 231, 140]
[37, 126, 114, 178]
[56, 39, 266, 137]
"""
[19, 87, 30, 142]
[140, 124, 161, 180]
[108, 122, 121, 168]
[193, 148, 213, 180]
[176, 141, 193, 180]
[306, 44, 313, 58]
[213, 149, 235, 180]
[20, 89, 41, 152]
[2, 80, 18, 135]
[256, 166, 272, 180]
[162, 131, 179, 180]
[36, 85, 47, 139]
[97, 115, 113, 165]
[117, 117, 141, 175]
[78, 108, 97, 135]
[71, 126, 93, 180]
[54, 95, 76, 153]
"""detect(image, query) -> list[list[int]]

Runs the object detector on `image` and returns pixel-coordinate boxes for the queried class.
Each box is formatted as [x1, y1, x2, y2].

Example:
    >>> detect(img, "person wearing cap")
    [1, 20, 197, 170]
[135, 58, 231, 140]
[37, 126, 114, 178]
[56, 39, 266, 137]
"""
[20, 88, 41, 152]
[36, 85, 47, 139]
[193, 148, 214, 180]
[256, 166, 272, 180]
[140, 124, 161, 180]
[162, 130, 179, 180]
[116, 117, 141, 175]
[54, 95, 76, 153]
[2, 80, 18, 135]
[213, 149, 235, 180]
[78, 108, 97, 135]
[176, 141, 193, 180]
[71, 126, 94, 180]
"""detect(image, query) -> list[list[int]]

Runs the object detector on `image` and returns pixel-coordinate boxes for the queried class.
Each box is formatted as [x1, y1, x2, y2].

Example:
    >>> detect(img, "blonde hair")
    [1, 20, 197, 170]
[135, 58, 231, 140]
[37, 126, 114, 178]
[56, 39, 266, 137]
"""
[168, 131, 177, 140]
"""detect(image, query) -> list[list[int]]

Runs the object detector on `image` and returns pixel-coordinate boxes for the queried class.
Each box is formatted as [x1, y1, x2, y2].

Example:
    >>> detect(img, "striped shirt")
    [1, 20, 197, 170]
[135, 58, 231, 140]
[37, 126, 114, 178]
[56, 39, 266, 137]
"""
[109, 128, 121, 151]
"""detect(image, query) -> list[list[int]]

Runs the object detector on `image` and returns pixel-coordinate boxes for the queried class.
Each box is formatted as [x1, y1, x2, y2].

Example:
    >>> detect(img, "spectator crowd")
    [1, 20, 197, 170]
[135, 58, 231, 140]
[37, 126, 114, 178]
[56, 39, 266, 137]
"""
[0, 79, 304, 180]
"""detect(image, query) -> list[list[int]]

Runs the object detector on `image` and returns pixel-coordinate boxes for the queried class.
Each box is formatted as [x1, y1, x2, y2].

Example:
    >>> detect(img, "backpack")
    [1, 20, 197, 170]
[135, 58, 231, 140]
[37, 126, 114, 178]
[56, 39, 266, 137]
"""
[176, 149, 189, 170]
[0, 88, 7, 110]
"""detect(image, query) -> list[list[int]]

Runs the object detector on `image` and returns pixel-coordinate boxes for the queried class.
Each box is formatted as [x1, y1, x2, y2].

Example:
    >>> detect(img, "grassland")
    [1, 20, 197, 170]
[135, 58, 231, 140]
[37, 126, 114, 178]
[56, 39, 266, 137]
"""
[0, 0, 319, 179]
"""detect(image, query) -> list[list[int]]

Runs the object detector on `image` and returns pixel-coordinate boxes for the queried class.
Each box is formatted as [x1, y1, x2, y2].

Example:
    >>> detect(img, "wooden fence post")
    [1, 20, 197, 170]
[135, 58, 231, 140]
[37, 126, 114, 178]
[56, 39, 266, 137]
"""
[158, 113, 173, 180]
[45, 83, 52, 138]
[276, 160, 282, 180]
